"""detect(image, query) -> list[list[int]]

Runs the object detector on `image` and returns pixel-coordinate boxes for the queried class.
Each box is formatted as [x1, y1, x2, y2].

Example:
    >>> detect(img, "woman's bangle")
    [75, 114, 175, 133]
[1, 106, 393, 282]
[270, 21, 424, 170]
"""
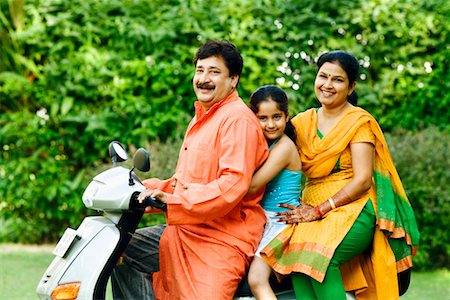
[328, 197, 336, 209]
[315, 206, 324, 218]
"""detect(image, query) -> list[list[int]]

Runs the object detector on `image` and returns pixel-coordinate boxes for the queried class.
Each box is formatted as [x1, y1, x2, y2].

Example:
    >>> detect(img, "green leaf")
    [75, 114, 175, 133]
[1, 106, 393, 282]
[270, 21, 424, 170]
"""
[61, 97, 74, 116]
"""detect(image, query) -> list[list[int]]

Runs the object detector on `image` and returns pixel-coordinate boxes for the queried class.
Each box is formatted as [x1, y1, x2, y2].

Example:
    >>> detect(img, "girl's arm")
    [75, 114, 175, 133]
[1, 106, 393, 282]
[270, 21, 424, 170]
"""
[247, 137, 294, 195]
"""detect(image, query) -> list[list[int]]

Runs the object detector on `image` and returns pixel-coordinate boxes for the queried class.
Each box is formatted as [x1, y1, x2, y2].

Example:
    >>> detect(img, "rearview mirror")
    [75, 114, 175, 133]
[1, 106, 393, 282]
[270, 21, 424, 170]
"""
[133, 148, 150, 172]
[109, 141, 128, 167]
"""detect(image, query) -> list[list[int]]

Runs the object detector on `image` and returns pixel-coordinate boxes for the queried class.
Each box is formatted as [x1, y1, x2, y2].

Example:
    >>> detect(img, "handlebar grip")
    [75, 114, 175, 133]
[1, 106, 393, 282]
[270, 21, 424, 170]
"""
[145, 196, 167, 211]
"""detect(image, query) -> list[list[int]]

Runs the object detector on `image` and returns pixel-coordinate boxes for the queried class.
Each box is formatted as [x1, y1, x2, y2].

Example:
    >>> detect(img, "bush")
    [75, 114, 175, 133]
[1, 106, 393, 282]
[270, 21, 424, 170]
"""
[386, 127, 450, 270]
[0, 124, 183, 242]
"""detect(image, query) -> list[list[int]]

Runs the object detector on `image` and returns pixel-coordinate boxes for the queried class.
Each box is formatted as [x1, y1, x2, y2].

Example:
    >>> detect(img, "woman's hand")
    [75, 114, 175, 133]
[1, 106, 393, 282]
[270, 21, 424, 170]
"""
[277, 203, 322, 223]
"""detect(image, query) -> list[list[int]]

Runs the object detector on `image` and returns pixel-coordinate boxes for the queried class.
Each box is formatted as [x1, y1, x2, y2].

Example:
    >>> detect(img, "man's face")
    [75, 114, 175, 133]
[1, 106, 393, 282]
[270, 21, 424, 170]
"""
[193, 56, 239, 111]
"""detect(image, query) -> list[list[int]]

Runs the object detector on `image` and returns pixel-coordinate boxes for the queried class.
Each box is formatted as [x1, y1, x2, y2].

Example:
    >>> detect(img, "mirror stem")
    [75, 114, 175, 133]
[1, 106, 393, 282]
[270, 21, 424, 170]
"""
[129, 167, 135, 186]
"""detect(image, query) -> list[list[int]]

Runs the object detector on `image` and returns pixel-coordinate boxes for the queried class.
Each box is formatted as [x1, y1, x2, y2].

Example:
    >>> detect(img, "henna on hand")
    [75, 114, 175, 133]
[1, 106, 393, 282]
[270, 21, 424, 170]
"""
[277, 204, 321, 224]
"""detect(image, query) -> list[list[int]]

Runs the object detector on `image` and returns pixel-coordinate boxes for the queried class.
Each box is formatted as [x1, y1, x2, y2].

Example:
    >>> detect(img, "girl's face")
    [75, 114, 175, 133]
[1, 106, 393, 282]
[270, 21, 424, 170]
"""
[255, 99, 289, 141]
[314, 62, 356, 109]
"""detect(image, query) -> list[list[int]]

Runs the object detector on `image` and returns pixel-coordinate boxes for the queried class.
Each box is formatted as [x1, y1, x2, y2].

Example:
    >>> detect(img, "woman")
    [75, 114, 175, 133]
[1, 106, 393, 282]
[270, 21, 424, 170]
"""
[260, 50, 420, 300]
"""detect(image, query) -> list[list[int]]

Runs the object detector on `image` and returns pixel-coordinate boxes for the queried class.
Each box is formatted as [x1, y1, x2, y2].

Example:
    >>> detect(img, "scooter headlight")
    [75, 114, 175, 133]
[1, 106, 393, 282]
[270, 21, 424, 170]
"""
[51, 282, 80, 300]
[82, 180, 102, 208]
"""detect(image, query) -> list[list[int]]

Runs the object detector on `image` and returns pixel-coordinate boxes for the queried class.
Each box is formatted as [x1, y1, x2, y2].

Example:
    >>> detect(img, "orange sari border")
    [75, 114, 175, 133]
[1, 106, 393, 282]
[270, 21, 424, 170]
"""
[378, 219, 396, 233]
[267, 225, 335, 258]
[378, 220, 408, 238]
[282, 241, 334, 258]
[391, 228, 407, 239]
[397, 256, 413, 272]
[270, 261, 326, 282]
[378, 221, 414, 246]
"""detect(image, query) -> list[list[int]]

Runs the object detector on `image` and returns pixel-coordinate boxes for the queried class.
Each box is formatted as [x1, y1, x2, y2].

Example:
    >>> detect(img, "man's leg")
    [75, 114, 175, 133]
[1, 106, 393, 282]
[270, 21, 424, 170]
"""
[111, 224, 166, 300]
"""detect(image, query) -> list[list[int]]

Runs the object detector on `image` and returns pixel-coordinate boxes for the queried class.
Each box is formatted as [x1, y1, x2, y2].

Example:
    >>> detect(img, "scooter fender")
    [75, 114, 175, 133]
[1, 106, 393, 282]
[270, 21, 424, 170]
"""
[36, 216, 120, 299]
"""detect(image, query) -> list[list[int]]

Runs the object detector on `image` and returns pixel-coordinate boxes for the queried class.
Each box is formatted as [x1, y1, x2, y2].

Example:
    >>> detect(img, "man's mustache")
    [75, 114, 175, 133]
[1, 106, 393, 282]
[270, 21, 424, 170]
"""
[197, 83, 215, 89]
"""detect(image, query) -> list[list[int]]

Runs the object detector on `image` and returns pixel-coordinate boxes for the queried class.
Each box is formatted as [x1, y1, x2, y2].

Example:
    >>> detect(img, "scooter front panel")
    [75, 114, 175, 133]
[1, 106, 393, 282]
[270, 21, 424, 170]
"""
[36, 217, 119, 299]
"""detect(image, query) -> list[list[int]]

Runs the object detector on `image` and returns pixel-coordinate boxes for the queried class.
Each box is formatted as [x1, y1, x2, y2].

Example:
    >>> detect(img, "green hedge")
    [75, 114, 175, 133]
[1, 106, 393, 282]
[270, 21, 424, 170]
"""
[386, 127, 450, 270]
[1, 0, 449, 270]
[1, 0, 448, 130]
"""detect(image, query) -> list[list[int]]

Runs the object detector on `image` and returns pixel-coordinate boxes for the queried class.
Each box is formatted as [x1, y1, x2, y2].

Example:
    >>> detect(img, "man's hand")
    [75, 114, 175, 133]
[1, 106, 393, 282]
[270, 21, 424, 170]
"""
[138, 188, 154, 203]
[138, 189, 169, 203]
[150, 189, 169, 203]
[138, 189, 169, 213]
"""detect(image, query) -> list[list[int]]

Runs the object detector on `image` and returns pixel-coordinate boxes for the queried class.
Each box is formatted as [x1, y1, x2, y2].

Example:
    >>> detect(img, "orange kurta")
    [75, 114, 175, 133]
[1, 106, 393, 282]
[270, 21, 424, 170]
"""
[143, 91, 269, 300]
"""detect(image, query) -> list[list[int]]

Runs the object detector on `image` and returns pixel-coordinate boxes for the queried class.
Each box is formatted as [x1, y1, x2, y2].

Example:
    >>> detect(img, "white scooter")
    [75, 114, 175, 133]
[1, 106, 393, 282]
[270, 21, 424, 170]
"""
[36, 141, 166, 299]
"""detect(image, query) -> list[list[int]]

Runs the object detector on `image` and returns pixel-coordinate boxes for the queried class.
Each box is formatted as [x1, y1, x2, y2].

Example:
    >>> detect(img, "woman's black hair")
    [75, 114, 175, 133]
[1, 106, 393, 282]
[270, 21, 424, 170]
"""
[249, 85, 298, 146]
[316, 50, 360, 105]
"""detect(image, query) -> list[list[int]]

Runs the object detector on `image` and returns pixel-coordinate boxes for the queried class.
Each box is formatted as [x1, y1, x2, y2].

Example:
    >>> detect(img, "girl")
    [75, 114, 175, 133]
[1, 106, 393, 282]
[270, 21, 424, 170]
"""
[246, 85, 302, 300]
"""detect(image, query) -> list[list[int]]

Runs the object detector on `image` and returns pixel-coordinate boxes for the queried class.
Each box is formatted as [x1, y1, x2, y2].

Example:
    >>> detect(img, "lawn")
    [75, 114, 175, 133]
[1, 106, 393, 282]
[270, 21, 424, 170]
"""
[400, 269, 450, 300]
[0, 244, 113, 300]
[0, 243, 448, 299]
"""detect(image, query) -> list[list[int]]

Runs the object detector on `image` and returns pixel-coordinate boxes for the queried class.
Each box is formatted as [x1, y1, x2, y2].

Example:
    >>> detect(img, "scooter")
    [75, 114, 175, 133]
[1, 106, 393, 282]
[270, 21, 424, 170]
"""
[36, 141, 166, 300]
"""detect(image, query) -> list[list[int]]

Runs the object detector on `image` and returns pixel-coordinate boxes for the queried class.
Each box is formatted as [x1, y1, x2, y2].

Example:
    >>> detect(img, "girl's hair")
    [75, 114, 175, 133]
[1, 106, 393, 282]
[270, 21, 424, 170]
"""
[249, 85, 297, 146]
[316, 50, 360, 105]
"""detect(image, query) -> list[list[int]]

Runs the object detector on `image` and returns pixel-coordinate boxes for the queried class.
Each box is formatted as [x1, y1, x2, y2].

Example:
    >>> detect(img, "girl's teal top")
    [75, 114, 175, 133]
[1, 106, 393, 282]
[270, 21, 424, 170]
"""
[260, 137, 302, 212]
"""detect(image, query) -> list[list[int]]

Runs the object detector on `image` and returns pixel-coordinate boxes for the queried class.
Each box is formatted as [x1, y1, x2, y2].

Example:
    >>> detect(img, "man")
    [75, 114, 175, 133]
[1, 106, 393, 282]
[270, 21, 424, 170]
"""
[111, 40, 269, 299]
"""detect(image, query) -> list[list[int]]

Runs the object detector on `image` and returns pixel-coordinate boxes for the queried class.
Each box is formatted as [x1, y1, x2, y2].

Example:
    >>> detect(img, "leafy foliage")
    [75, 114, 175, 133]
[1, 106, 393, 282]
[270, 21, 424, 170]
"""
[0, 0, 449, 270]
[386, 127, 450, 270]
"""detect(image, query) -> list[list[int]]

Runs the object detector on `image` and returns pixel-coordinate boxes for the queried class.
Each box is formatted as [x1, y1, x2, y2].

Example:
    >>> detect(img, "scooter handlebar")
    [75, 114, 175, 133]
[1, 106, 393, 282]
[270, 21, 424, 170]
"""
[144, 196, 168, 211]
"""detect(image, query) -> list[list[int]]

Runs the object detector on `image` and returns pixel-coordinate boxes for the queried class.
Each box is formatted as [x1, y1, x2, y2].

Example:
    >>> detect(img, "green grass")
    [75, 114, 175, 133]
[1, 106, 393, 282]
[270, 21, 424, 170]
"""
[0, 244, 113, 300]
[0, 244, 449, 299]
[400, 269, 450, 300]
[0, 245, 55, 300]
